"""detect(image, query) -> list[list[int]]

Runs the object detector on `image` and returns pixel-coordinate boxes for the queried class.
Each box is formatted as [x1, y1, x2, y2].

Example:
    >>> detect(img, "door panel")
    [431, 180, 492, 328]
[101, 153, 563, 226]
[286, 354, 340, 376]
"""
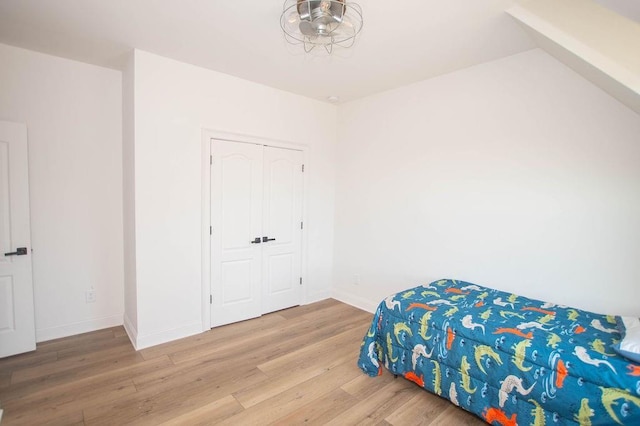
[261, 147, 303, 313]
[266, 253, 294, 294]
[211, 140, 263, 327]
[0, 121, 35, 358]
[221, 259, 253, 303]
[0, 276, 15, 331]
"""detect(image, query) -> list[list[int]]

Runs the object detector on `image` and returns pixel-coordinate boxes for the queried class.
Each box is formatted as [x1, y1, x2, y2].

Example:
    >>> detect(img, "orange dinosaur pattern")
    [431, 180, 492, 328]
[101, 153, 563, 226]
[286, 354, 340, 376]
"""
[483, 407, 517, 426]
[556, 359, 568, 389]
[446, 327, 455, 350]
[522, 307, 555, 316]
[445, 287, 470, 295]
[404, 371, 425, 387]
[628, 365, 640, 376]
[406, 303, 437, 312]
[494, 327, 533, 339]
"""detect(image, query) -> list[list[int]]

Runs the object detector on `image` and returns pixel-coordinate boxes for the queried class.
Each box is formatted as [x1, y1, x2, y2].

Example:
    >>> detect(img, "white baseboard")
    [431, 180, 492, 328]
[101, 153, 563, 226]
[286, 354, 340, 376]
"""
[123, 313, 139, 350]
[36, 314, 124, 343]
[134, 321, 203, 350]
[305, 290, 330, 305]
[331, 288, 378, 314]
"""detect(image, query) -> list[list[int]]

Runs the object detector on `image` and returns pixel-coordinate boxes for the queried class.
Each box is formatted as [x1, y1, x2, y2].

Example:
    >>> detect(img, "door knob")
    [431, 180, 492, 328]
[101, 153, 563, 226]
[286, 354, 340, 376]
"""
[250, 237, 261, 244]
[262, 237, 276, 243]
[5, 247, 27, 256]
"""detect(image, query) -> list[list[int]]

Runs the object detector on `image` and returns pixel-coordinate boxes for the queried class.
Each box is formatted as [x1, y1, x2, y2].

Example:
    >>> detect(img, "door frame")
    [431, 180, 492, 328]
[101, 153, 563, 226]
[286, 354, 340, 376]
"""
[200, 129, 309, 331]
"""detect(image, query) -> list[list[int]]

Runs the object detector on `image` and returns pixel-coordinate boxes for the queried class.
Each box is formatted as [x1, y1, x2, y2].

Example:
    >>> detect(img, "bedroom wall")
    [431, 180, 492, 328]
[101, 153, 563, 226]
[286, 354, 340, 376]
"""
[0, 43, 124, 341]
[332, 48, 640, 317]
[128, 50, 337, 349]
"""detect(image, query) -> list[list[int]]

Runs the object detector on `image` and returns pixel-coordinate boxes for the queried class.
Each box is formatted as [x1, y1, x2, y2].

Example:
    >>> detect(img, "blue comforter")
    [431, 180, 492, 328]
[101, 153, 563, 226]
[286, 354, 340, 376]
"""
[358, 279, 640, 425]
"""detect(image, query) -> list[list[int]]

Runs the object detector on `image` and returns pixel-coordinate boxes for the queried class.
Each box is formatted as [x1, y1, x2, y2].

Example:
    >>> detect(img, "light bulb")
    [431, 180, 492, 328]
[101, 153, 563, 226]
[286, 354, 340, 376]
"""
[320, 0, 331, 12]
[287, 10, 300, 24]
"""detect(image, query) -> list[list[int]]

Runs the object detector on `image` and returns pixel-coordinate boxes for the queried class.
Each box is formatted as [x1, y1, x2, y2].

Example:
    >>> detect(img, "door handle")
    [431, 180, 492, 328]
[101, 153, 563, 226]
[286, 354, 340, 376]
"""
[250, 237, 261, 244]
[262, 237, 276, 243]
[5, 247, 27, 256]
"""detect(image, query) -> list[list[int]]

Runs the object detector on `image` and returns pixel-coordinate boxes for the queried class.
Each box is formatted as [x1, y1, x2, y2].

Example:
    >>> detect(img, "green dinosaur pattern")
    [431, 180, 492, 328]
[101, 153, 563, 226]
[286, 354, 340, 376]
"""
[546, 332, 561, 349]
[474, 344, 502, 374]
[600, 387, 640, 425]
[568, 309, 580, 322]
[538, 314, 555, 324]
[500, 310, 525, 320]
[386, 332, 398, 362]
[590, 338, 616, 357]
[529, 399, 546, 426]
[480, 308, 493, 321]
[444, 306, 459, 317]
[394, 322, 412, 344]
[512, 339, 533, 372]
[432, 360, 442, 396]
[574, 398, 594, 426]
[460, 355, 477, 394]
[419, 311, 433, 341]
[401, 290, 416, 299]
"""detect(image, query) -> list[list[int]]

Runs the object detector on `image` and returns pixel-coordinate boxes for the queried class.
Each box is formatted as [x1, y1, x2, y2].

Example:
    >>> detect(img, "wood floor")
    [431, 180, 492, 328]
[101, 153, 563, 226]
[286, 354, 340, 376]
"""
[0, 299, 486, 425]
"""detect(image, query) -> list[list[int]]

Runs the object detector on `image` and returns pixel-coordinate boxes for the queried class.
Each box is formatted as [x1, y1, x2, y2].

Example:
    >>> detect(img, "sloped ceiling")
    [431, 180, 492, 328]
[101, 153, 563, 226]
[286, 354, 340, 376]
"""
[508, 0, 640, 115]
[0, 0, 638, 105]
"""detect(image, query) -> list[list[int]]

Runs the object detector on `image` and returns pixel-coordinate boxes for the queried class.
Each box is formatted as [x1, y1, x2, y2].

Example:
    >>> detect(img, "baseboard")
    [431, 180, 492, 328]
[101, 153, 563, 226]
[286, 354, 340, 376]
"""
[331, 288, 378, 314]
[36, 314, 124, 342]
[134, 321, 203, 350]
[123, 313, 139, 350]
[305, 290, 330, 305]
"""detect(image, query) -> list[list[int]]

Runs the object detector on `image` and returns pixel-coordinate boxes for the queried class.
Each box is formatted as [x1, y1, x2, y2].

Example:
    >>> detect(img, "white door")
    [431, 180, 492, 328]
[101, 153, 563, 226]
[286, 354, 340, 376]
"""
[0, 121, 35, 358]
[210, 140, 263, 327]
[261, 147, 303, 313]
[210, 140, 303, 327]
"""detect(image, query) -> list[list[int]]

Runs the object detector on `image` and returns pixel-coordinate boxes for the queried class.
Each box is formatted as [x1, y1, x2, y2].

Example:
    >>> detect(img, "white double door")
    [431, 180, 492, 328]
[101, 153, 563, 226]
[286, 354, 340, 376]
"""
[210, 140, 303, 327]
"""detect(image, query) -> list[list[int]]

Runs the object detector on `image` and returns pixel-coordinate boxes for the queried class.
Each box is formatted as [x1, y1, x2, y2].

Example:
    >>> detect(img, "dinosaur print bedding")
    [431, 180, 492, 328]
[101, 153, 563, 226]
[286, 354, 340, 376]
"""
[358, 279, 640, 425]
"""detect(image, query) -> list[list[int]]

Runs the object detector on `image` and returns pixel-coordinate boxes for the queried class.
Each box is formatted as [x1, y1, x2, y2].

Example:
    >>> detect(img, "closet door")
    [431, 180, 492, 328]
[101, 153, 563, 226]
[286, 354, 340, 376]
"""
[261, 147, 303, 313]
[210, 140, 304, 327]
[210, 140, 263, 327]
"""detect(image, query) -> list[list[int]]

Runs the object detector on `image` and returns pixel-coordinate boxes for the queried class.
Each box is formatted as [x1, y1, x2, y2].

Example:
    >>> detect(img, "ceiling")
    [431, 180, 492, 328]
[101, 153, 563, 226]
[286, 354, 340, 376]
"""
[0, 0, 637, 103]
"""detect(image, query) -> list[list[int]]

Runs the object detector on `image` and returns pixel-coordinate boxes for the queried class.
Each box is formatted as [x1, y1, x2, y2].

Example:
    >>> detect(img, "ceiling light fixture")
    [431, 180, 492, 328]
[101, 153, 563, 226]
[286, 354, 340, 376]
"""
[280, 0, 363, 54]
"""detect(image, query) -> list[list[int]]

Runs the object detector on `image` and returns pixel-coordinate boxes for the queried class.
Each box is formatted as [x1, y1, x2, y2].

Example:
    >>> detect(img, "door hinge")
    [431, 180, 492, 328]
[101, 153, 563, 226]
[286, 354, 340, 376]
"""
[299, 277, 302, 285]
[300, 221, 303, 230]
[210, 294, 212, 304]
[210, 226, 212, 235]
[301, 164, 304, 172]
[210, 155, 213, 165]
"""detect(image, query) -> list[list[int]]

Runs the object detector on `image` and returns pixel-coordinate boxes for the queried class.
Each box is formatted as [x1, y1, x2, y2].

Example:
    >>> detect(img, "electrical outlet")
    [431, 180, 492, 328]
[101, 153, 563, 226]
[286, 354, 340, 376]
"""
[85, 290, 96, 303]
[353, 274, 361, 285]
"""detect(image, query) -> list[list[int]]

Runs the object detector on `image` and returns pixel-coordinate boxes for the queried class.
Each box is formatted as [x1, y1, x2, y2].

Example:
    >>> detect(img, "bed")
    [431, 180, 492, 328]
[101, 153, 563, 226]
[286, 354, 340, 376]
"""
[358, 279, 640, 425]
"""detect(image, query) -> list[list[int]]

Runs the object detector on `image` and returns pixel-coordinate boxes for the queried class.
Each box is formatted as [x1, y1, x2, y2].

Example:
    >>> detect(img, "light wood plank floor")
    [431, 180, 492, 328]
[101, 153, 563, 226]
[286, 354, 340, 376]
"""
[0, 299, 486, 425]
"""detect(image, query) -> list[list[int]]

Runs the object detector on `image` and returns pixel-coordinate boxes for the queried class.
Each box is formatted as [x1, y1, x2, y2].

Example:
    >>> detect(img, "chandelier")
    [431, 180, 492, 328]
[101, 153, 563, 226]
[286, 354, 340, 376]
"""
[280, 0, 363, 54]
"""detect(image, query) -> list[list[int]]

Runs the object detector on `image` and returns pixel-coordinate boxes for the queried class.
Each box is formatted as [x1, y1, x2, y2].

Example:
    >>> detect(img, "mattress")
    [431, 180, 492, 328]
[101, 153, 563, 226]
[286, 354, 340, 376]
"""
[358, 279, 640, 425]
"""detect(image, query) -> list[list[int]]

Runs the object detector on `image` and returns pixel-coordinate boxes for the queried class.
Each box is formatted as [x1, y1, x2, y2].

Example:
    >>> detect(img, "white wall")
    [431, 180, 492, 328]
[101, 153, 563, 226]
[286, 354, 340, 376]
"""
[333, 48, 640, 317]
[129, 50, 337, 349]
[0, 44, 124, 341]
